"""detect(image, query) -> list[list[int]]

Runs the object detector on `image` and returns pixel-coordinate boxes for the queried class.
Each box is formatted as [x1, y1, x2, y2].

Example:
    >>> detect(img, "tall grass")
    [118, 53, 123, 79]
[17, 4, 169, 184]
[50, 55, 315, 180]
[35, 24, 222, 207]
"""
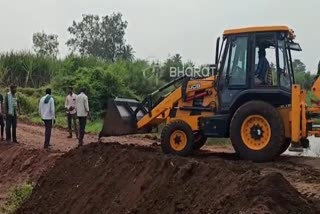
[0, 51, 59, 88]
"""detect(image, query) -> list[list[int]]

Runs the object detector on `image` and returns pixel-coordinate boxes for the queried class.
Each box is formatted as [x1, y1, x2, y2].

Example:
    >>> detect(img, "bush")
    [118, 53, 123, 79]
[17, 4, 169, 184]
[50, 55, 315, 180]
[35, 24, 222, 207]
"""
[17, 91, 65, 117]
[72, 67, 126, 113]
[19, 87, 45, 97]
[0, 51, 173, 121]
[0, 182, 33, 214]
[17, 93, 38, 115]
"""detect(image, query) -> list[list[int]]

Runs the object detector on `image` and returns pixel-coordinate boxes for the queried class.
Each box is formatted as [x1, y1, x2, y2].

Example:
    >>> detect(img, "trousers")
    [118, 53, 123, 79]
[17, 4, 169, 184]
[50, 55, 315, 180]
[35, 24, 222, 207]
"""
[43, 120, 53, 148]
[78, 117, 87, 145]
[6, 115, 17, 141]
[67, 113, 78, 138]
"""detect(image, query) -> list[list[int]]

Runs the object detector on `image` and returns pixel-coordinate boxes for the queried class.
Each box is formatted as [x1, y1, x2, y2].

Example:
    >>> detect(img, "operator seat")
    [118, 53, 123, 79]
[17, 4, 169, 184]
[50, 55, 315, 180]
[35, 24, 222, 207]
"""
[266, 68, 273, 86]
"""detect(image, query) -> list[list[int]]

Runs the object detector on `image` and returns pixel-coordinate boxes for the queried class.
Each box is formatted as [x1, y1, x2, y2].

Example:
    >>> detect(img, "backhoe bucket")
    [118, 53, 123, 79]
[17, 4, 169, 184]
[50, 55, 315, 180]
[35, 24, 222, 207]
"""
[99, 98, 147, 137]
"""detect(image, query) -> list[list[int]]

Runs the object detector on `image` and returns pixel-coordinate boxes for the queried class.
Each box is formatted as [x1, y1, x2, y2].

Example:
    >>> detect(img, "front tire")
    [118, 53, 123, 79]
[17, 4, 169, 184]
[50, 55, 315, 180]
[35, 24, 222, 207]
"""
[161, 120, 194, 156]
[230, 101, 284, 162]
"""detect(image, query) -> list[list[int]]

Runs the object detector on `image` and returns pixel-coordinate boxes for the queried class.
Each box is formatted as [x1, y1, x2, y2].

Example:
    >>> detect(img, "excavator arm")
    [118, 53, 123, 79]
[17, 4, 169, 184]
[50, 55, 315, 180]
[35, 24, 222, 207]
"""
[99, 75, 217, 138]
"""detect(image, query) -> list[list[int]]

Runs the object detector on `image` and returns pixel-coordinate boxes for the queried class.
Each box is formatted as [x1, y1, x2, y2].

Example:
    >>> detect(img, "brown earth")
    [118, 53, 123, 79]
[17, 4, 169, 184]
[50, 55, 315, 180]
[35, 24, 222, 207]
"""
[0, 121, 157, 206]
[0, 145, 58, 205]
[16, 143, 320, 214]
[0, 122, 319, 213]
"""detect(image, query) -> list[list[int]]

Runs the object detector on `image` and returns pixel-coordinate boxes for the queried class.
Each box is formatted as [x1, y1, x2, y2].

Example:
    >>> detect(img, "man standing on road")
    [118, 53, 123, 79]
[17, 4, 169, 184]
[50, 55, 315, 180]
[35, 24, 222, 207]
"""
[76, 88, 90, 147]
[4, 85, 20, 144]
[65, 86, 78, 139]
[0, 93, 5, 141]
[39, 88, 55, 149]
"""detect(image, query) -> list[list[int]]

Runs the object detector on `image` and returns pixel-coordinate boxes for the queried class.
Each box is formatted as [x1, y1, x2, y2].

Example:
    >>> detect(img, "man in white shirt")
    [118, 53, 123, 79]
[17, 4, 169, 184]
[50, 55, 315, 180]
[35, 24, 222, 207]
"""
[65, 86, 78, 139]
[39, 88, 55, 149]
[76, 88, 90, 147]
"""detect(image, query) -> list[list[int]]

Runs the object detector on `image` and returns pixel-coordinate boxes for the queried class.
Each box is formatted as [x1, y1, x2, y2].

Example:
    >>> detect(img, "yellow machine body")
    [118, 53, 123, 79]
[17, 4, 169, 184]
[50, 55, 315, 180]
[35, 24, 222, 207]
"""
[100, 25, 320, 162]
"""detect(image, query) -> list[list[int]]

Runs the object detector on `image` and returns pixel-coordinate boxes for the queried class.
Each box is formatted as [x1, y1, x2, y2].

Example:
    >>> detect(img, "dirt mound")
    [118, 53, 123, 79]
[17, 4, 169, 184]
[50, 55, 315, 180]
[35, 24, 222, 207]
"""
[0, 144, 59, 205]
[17, 143, 319, 214]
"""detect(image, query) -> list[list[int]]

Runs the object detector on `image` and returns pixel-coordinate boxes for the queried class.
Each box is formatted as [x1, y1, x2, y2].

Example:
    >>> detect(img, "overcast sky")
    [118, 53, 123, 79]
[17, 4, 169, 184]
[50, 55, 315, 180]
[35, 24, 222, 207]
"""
[0, 0, 318, 71]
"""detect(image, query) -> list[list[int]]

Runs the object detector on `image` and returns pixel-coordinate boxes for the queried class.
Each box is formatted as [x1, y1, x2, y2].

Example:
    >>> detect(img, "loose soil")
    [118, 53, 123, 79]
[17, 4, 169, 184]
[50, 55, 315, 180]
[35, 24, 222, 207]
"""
[0, 145, 58, 205]
[0, 122, 157, 207]
[16, 143, 320, 214]
[0, 122, 319, 213]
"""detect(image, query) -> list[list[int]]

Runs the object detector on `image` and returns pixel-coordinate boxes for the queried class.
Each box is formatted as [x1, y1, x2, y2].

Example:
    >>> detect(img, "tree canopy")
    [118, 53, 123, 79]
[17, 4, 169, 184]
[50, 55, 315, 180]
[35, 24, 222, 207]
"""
[66, 13, 134, 61]
[292, 59, 315, 90]
[32, 32, 59, 57]
[292, 59, 306, 73]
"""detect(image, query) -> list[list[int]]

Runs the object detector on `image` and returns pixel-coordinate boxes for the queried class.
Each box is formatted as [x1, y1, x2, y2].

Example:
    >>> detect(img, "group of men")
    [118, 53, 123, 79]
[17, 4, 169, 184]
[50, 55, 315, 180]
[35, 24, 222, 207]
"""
[39, 86, 90, 149]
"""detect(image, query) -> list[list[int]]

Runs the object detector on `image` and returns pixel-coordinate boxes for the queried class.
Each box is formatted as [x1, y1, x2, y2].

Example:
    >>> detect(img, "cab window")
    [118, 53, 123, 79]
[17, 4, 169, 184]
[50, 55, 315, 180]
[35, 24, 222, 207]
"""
[227, 36, 248, 86]
[254, 34, 276, 86]
[278, 40, 291, 89]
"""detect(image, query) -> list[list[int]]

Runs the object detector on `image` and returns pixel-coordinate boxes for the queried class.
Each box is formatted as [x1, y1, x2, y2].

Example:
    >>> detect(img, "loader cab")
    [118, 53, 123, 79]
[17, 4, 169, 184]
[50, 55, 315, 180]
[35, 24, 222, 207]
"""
[215, 26, 300, 113]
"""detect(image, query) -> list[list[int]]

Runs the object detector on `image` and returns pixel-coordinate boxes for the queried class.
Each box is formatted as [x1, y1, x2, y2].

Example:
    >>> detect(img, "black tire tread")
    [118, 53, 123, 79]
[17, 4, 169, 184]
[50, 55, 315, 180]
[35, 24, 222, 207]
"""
[230, 101, 284, 162]
[160, 120, 194, 156]
[278, 138, 291, 155]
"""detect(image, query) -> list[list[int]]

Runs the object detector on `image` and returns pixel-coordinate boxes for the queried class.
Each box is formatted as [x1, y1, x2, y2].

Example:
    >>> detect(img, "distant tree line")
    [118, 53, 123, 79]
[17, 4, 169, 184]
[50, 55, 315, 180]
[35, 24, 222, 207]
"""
[32, 13, 134, 62]
[0, 11, 318, 116]
[292, 59, 315, 90]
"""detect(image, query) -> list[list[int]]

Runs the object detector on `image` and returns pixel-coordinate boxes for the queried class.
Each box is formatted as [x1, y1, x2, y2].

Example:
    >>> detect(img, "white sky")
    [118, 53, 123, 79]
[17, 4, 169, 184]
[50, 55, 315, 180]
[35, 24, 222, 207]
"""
[0, 0, 318, 71]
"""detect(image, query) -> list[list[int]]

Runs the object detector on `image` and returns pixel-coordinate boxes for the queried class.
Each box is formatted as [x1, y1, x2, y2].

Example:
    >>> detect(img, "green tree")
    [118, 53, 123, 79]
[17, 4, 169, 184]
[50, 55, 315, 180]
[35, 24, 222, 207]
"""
[32, 32, 59, 57]
[66, 13, 133, 61]
[317, 60, 320, 75]
[292, 59, 315, 90]
[117, 44, 135, 61]
[292, 59, 306, 73]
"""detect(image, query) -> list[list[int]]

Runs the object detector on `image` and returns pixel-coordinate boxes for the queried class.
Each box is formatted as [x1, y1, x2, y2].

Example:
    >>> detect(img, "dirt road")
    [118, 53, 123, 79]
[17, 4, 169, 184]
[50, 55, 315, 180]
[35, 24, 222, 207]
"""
[1, 122, 320, 212]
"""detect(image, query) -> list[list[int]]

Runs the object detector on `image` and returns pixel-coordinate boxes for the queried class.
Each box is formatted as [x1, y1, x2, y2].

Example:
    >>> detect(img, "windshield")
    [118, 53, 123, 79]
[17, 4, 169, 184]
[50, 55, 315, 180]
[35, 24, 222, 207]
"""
[217, 38, 227, 70]
[278, 40, 291, 89]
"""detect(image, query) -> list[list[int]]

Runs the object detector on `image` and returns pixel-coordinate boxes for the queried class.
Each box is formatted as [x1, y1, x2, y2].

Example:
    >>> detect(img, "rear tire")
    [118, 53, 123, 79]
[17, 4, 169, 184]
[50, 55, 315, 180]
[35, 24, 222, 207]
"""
[230, 101, 284, 162]
[161, 120, 194, 156]
[193, 133, 207, 150]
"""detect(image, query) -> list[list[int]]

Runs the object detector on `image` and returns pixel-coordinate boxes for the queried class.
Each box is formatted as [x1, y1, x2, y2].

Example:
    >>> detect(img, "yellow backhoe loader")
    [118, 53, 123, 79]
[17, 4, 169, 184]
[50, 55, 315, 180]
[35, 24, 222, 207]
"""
[99, 25, 320, 162]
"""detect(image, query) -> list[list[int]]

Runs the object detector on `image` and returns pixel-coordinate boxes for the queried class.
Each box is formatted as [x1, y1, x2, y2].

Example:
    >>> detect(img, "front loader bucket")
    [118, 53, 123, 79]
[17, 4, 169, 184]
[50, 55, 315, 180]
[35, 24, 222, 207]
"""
[99, 98, 147, 137]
